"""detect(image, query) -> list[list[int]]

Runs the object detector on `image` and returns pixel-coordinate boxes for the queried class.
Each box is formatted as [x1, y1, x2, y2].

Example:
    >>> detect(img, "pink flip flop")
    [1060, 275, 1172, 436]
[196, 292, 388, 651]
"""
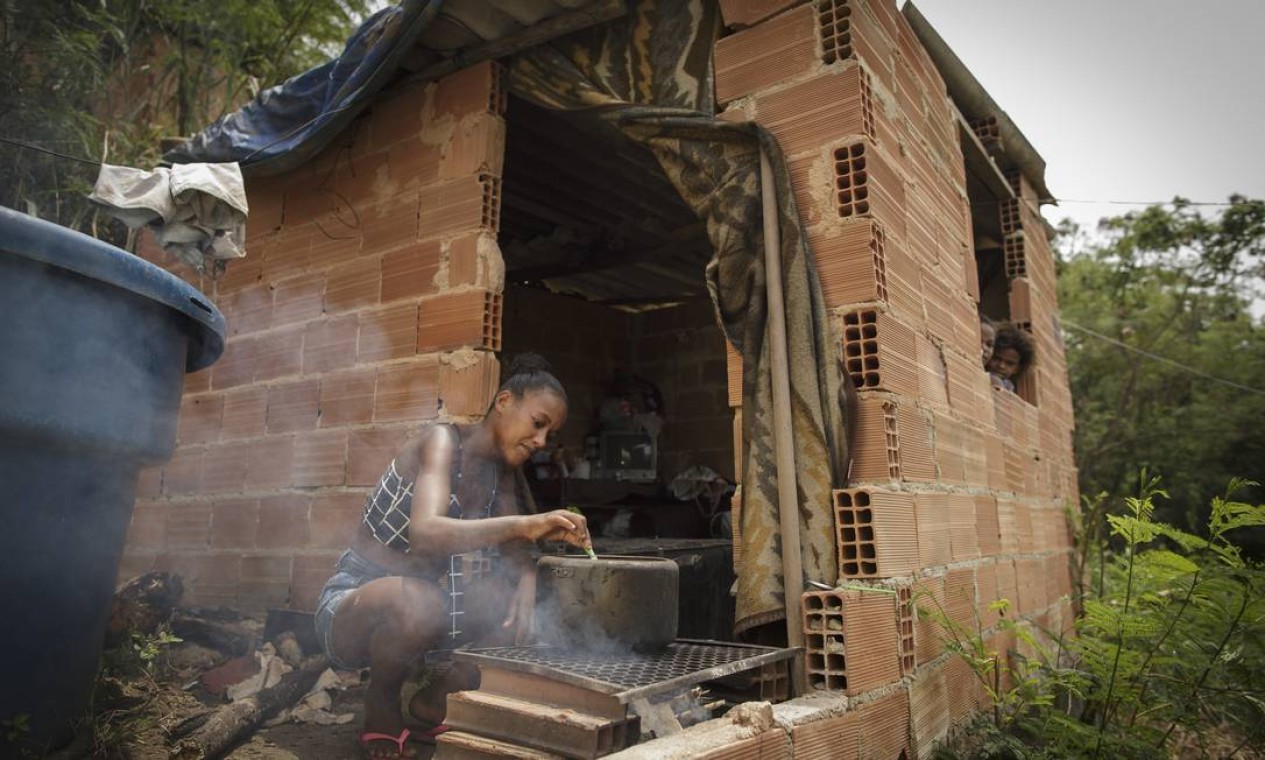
[359, 728, 412, 759]
[415, 724, 451, 745]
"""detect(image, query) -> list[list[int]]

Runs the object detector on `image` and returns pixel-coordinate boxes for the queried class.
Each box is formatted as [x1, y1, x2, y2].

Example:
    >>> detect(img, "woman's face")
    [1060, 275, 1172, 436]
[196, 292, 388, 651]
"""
[987, 347, 1022, 380]
[492, 388, 568, 466]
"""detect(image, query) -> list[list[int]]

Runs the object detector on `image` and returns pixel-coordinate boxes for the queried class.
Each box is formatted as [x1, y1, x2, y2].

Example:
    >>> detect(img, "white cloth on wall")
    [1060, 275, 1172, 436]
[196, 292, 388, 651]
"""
[90, 162, 249, 271]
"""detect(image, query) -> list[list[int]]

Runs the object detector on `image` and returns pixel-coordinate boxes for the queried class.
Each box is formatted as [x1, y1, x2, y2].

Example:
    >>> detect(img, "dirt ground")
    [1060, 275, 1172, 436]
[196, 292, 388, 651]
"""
[223, 685, 436, 760]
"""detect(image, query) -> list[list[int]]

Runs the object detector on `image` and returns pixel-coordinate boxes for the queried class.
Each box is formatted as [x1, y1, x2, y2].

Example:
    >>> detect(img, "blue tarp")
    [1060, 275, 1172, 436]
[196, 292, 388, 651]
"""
[163, 0, 441, 177]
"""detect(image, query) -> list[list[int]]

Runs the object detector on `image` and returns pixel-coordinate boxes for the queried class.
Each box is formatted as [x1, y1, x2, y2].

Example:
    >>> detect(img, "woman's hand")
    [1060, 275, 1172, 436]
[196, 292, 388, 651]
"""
[520, 510, 591, 549]
[502, 572, 537, 645]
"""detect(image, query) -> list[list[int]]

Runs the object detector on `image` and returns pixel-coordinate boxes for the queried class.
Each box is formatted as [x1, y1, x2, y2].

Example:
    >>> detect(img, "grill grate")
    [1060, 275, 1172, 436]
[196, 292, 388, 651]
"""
[455, 640, 796, 704]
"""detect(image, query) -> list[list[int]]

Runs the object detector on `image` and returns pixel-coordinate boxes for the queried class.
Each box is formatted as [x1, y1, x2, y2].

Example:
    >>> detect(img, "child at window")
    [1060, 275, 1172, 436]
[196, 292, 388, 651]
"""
[980, 316, 996, 369]
[987, 323, 1034, 393]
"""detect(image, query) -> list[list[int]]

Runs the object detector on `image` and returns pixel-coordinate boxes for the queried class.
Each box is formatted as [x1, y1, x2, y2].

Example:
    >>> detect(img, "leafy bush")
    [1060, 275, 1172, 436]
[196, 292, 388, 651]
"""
[931, 478, 1265, 758]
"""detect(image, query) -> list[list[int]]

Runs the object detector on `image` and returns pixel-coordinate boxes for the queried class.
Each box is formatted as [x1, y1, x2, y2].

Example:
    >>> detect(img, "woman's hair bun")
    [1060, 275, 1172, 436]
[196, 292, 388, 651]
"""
[505, 352, 553, 379]
[498, 352, 567, 403]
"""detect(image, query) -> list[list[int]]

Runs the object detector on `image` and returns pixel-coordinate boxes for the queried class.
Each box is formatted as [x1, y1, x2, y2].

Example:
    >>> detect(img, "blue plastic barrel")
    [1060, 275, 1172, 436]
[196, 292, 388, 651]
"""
[0, 206, 226, 749]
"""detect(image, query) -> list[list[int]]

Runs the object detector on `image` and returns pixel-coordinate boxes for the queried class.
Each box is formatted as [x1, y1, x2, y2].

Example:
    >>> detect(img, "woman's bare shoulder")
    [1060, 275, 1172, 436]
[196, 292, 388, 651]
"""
[395, 424, 457, 479]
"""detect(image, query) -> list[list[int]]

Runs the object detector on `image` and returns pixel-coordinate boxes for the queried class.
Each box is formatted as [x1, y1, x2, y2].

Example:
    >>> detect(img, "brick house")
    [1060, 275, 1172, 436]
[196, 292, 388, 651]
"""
[123, 1, 1077, 755]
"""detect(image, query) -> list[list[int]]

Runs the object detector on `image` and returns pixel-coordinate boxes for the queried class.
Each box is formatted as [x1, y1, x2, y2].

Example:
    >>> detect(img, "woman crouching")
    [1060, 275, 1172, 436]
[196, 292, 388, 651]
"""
[315, 353, 590, 759]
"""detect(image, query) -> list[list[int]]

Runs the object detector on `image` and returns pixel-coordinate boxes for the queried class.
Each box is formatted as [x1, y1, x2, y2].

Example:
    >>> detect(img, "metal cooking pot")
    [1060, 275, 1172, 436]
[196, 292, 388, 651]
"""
[536, 555, 679, 652]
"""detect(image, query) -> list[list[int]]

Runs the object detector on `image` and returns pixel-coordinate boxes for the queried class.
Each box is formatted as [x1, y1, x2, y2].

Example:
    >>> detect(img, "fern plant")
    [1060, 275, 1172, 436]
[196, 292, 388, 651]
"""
[930, 477, 1265, 759]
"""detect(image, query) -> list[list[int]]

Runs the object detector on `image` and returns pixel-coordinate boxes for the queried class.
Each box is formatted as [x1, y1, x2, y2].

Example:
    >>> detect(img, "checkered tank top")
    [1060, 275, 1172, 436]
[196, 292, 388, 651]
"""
[361, 424, 496, 552]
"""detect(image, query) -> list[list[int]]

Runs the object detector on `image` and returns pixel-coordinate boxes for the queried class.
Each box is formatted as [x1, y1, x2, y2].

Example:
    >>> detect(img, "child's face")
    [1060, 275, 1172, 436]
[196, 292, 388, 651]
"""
[980, 323, 996, 366]
[987, 347, 1021, 380]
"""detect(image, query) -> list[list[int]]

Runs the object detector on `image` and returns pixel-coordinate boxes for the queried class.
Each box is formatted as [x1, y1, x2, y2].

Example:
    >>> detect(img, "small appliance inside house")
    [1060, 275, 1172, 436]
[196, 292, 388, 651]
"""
[497, 94, 739, 644]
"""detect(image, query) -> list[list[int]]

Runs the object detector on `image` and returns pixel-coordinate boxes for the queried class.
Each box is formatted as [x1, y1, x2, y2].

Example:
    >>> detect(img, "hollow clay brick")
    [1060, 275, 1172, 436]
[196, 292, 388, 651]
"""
[714, 4, 817, 104]
[361, 190, 420, 255]
[346, 427, 412, 487]
[944, 566, 975, 632]
[381, 240, 443, 303]
[239, 553, 294, 609]
[220, 387, 268, 441]
[850, 395, 934, 483]
[210, 498, 259, 550]
[374, 360, 440, 422]
[244, 435, 295, 491]
[803, 587, 902, 695]
[256, 494, 310, 550]
[434, 61, 505, 121]
[165, 501, 211, 549]
[834, 488, 918, 578]
[418, 290, 502, 353]
[946, 493, 978, 561]
[439, 351, 501, 418]
[220, 282, 274, 337]
[272, 272, 325, 326]
[309, 493, 365, 551]
[418, 175, 495, 241]
[975, 494, 1000, 556]
[975, 561, 1000, 629]
[913, 492, 950, 569]
[211, 336, 259, 390]
[293, 429, 348, 488]
[163, 448, 204, 496]
[303, 315, 359, 375]
[266, 380, 319, 434]
[359, 303, 420, 363]
[717, 0, 803, 29]
[201, 443, 251, 495]
[755, 65, 871, 159]
[441, 112, 506, 180]
[325, 256, 381, 314]
[254, 326, 305, 384]
[840, 309, 919, 396]
[178, 394, 223, 446]
[909, 662, 949, 759]
[319, 368, 377, 428]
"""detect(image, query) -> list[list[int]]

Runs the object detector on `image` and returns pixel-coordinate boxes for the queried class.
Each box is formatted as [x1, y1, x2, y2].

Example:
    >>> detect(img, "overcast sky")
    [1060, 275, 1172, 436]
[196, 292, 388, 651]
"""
[907, 0, 1265, 237]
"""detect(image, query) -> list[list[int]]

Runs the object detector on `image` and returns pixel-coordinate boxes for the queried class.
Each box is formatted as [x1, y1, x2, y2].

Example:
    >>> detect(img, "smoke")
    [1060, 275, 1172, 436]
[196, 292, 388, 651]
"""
[531, 588, 651, 657]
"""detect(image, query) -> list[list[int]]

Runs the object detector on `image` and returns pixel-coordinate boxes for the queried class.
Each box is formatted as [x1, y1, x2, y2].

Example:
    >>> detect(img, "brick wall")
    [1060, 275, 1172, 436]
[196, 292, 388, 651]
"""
[714, 0, 1078, 757]
[123, 61, 509, 611]
[632, 299, 732, 481]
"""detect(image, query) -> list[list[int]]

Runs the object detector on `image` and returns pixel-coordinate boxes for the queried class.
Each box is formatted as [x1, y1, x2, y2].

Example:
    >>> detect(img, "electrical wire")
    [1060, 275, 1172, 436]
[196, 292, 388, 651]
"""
[970, 197, 1246, 208]
[0, 136, 101, 168]
[1060, 319, 1265, 398]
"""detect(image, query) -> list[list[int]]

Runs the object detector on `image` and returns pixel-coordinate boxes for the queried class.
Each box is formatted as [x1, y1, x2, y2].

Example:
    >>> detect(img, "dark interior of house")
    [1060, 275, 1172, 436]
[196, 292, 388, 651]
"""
[496, 95, 736, 639]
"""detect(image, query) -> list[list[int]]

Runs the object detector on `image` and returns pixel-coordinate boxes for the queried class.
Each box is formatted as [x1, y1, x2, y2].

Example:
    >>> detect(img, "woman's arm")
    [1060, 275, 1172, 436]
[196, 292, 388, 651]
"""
[405, 430, 589, 557]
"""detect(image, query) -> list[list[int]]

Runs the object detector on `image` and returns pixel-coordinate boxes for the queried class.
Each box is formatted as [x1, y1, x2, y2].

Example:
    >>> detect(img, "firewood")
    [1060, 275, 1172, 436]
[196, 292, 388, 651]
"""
[167, 655, 327, 759]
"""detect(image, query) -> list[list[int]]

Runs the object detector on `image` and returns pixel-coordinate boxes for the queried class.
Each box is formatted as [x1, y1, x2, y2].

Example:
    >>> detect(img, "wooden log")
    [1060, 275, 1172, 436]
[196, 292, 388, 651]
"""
[168, 656, 327, 759]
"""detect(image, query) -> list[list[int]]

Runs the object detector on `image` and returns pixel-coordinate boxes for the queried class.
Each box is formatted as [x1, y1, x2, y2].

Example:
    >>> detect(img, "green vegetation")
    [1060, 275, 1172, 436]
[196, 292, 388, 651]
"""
[932, 478, 1265, 759]
[1058, 196, 1265, 534]
[0, 0, 370, 235]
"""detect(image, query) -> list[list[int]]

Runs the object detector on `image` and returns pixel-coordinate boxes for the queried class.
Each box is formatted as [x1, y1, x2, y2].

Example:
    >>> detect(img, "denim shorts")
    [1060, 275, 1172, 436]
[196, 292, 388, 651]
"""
[314, 548, 506, 668]
[314, 549, 394, 670]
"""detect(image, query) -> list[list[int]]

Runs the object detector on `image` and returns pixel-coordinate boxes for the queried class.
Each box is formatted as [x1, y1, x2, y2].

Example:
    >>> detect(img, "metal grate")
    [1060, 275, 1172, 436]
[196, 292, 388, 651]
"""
[455, 640, 796, 704]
